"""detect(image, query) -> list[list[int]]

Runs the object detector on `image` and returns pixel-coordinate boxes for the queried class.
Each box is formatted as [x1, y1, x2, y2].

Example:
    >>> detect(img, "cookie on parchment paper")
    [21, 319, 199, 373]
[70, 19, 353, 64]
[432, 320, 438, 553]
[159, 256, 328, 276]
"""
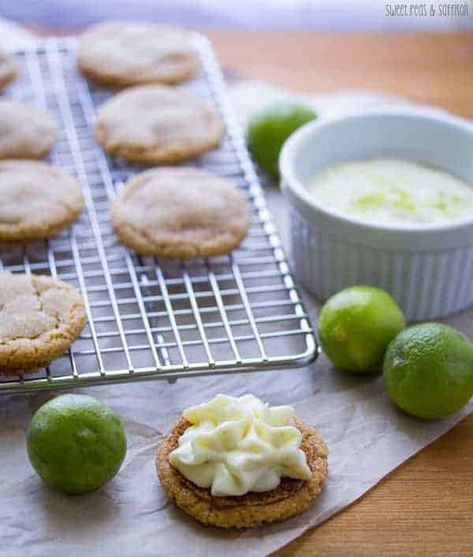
[78, 21, 199, 87]
[156, 416, 328, 529]
[111, 167, 250, 259]
[94, 85, 224, 164]
[0, 273, 87, 376]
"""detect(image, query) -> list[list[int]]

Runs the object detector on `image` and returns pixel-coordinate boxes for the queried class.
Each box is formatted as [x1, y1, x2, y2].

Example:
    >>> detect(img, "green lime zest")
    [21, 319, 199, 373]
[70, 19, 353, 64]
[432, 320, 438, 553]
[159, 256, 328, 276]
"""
[351, 192, 387, 211]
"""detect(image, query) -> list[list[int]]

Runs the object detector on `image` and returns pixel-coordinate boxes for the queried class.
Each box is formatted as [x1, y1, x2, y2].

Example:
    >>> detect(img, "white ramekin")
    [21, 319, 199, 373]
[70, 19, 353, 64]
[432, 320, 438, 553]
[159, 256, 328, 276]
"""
[280, 108, 473, 321]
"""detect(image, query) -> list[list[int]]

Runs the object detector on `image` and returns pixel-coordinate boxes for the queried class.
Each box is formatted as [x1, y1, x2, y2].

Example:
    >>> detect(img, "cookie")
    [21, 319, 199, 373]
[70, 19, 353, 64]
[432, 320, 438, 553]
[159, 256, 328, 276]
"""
[0, 100, 56, 160]
[156, 416, 328, 528]
[0, 160, 84, 243]
[78, 21, 199, 87]
[0, 273, 87, 375]
[111, 167, 249, 259]
[0, 49, 18, 91]
[94, 85, 223, 164]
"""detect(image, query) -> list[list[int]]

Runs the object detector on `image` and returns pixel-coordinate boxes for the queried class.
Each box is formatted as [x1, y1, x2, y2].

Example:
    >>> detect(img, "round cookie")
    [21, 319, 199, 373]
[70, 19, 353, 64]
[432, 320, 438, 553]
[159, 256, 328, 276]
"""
[111, 168, 250, 259]
[0, 160, 84, 243]
[0, 273, 87, 375]
[0, 49, 18, 91]
[94, 85, 224, 164]
[156, 416, 328, 529]
[78, 21, 199, 87]
[0, 100, 56, 159]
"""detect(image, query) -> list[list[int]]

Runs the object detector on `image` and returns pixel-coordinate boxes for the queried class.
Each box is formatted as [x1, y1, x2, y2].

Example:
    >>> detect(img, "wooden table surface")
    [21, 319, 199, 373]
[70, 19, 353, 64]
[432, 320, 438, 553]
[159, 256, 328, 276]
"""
[35, 27, 473, 556]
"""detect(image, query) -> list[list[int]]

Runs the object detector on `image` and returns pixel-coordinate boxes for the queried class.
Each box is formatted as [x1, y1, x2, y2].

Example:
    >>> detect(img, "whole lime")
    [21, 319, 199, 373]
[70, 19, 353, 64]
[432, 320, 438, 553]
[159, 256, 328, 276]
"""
[318, 285, 405, 373]
[247, 101, 317, 179]
[383, 323, 473, 419]
[27, 394, 127, 494]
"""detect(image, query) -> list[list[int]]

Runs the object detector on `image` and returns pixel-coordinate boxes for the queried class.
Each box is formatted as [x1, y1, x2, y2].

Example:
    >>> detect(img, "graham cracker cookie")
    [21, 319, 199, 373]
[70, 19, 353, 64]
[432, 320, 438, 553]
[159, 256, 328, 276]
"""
[156, 416, 328, 528]
[94, 85, 223, 164]
[0, 49, 18, 92]
[0, 100, 56, 160]
[111, 167, 249, 259]
[0, 160, 84, 243]
[78, 21, 199, 87]
[0, 273, 87, 375]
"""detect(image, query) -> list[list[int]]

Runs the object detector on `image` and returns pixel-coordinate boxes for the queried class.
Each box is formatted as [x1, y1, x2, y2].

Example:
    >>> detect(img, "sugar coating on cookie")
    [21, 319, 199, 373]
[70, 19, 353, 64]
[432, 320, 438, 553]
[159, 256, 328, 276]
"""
[78, 21, 199, 87]
[156, 395, 328, 528]
[111, 167, 250, 259]
[94, 85, 224, 164]
[0, 100, 56, 160]
[0, 49, 18, 92]
[0, 160, 84, 243]
[0, 273, 87, 375]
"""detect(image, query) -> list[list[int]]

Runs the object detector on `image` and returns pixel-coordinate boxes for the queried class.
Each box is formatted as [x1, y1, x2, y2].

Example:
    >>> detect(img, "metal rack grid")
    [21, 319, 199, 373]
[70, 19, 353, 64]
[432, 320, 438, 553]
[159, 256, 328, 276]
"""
[0, 36, 317, 394]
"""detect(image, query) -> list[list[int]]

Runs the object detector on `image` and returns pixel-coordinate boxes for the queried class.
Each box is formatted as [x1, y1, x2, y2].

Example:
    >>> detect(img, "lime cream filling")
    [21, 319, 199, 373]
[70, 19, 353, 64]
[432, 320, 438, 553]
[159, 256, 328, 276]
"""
[168, 394, 311, 497]
[307, 159, 473, 226]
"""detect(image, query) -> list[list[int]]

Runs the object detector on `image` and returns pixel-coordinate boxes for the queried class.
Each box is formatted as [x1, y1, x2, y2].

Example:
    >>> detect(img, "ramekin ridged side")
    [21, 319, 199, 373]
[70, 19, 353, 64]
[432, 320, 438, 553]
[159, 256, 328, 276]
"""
[288, 206, 473, 321]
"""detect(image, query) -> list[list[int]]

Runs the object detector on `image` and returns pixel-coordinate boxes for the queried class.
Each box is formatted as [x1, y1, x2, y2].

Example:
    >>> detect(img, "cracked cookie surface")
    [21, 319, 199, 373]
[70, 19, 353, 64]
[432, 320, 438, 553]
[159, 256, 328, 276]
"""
[78, 21, 199, 87]
[111, 167, 250, 259]
[0, 273, 87, 375]
[94, 85, 223, 164]
[0, 160, 84, 243]
[156, 416, 328, 528]
[0, 100, 56, 159]
[0, 49, 18, 92]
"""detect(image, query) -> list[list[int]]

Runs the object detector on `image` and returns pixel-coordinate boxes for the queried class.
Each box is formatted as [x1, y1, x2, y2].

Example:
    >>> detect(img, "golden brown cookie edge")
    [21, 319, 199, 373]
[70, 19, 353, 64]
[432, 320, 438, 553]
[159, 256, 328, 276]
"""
[94, 116, 223, 164]
[0, 102, 57, 160]
[0, 274, 87, 375]
[156, 415, 328, 528]
[76, 23, 200, 87]
[110, 168, 250, 259]
[0, 160, 84, 243]
[78, 55, 199, 88]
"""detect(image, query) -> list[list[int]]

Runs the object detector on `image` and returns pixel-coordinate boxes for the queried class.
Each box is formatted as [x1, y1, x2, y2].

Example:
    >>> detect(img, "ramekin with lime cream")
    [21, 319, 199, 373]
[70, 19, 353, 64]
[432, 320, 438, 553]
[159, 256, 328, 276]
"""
[280, 108, 473, 321]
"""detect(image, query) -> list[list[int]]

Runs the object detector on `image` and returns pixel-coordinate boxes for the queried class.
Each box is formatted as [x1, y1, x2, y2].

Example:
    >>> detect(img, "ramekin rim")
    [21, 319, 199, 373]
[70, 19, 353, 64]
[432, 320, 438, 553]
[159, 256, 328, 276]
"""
[279, 107, 473, 234]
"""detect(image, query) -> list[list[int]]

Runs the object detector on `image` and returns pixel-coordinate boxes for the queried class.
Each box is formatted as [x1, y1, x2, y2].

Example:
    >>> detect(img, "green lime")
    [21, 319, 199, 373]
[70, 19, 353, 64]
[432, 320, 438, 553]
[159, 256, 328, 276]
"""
[27, 394, 127, 494]
[383, 323, 473, 419]
[247, 101, 317, 179]
[318, 285, 405, 373]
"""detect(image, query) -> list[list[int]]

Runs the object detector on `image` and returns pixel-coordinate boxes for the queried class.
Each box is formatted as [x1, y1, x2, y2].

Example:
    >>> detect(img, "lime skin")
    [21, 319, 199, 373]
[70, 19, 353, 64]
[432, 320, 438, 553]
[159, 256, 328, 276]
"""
[27, 394, 127, 494]
[383, 323, 473, 419]
[247, 101, 317, 179]
[318, 285, 406, 374]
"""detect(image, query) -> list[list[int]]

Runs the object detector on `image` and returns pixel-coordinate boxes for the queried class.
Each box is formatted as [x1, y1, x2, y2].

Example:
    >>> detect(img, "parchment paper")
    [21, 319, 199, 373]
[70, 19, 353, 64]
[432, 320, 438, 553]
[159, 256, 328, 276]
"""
[1, 82, 472, 556]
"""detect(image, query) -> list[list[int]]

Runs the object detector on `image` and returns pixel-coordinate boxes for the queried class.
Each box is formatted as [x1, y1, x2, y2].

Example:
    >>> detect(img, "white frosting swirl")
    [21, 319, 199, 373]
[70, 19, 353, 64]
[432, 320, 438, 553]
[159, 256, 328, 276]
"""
[169, 394, 311, 496]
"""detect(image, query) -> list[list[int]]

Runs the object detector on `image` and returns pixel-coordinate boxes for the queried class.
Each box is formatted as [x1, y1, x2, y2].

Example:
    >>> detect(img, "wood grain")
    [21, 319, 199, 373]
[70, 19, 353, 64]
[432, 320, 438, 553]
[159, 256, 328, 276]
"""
[274, 416, 473, 556]
[33, 27, 473, 555]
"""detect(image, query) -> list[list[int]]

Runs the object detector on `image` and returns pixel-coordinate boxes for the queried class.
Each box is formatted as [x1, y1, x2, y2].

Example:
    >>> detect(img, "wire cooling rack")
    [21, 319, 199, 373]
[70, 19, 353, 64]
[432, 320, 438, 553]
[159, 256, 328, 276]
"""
[0, 36, 317, 393]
